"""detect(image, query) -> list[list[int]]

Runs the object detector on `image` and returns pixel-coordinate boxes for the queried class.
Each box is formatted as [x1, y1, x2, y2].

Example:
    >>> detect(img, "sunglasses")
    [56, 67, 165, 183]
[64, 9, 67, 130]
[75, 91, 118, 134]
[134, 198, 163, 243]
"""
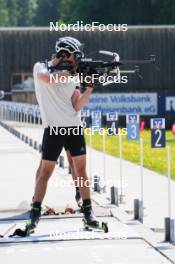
[58, 42, 76, 53]
[56, 50, 71, 59]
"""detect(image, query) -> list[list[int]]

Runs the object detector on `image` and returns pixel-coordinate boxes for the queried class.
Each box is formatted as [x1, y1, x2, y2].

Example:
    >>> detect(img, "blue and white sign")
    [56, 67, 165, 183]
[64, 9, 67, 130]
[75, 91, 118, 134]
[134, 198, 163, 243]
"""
[126, 114, 140, 140]
[166, 96, 175, 112]
[151, 118, 165, 148]
[81, 109, 91, 128]
[85, 93, 157, 116]
[157, 93, 175, 116]
[106, 112, 118, 135]
[91, 111, 102, 131]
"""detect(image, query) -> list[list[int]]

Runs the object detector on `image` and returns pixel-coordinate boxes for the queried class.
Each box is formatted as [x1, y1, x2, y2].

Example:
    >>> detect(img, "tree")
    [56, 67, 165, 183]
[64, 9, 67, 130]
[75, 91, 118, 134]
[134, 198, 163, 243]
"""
[17, 0, 37, 26]
[34, 0, 61, 26]
[0, 0, 175, 27]
[59, 0, 168, 25]
[7, 0, 18, 26]
[0, 0, 9, 26]
[155, 0, 175, 24]
[60, 0, 111, 24]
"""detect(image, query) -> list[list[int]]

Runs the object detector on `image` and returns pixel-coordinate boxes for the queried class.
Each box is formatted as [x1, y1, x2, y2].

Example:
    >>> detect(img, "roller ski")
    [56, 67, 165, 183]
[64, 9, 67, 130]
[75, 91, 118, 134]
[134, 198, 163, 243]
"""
[9, 202, 41, 238]
[82, 200, 108, 233]
[0, 224, 17, 238]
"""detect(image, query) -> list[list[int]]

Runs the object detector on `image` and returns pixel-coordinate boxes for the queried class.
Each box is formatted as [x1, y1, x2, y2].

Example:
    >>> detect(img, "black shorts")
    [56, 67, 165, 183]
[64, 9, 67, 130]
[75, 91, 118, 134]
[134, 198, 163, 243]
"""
[41, 126, 86, 161]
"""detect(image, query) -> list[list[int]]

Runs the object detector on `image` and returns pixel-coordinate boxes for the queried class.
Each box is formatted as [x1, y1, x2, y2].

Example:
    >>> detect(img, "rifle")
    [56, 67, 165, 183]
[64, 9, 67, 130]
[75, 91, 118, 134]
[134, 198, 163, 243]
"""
[48, 50, 157, 86]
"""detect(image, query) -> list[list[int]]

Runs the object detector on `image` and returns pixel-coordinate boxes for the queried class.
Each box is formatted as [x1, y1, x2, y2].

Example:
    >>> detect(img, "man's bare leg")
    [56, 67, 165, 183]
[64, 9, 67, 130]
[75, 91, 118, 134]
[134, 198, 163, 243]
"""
[33, 160, 56, 203]
[35, 160, 42, 183]
[72, 154, 97, 225]
[31, 159, 42, 204]
[66, 150, 82, 206]
[66, 150, 78, 182]
[24, 160, 56, 232]
[72, 154, 90, 199]
[34, 151, 83, 208]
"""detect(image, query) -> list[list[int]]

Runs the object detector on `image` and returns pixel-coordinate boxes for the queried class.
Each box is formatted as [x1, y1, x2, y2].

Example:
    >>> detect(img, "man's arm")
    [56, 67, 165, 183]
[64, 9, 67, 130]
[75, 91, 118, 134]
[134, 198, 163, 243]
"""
[34, 61, 72, 84]
[71, 86, 93, 112]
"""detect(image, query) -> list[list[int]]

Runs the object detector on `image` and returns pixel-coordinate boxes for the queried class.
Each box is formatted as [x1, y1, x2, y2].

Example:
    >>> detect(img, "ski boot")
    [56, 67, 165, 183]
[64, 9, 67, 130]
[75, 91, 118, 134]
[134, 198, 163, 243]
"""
[25, 203, 41, 235]
[82, 199, 108, 233]
[9, 202, 41, 238]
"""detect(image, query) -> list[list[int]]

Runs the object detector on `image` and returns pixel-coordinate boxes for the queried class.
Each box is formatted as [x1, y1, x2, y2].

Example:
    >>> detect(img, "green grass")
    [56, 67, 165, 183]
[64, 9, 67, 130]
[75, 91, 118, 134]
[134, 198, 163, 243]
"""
[85, 129, 175, 180]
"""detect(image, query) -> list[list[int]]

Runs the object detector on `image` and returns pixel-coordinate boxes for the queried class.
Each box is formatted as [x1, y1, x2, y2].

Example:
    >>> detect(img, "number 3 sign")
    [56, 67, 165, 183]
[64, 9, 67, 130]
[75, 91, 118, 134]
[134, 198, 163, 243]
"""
[151, 118, 166, 148]
[126, 114, 140, 140]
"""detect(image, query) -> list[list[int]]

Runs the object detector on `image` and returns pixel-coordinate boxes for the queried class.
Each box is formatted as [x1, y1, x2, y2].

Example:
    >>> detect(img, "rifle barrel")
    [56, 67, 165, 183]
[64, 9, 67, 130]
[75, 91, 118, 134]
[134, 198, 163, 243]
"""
[120, 59, 154, 65]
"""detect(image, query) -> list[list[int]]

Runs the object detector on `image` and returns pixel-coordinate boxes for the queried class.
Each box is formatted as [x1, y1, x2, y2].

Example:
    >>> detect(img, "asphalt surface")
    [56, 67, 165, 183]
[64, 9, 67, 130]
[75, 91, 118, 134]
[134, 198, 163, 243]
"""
[0, 124, 174, 264]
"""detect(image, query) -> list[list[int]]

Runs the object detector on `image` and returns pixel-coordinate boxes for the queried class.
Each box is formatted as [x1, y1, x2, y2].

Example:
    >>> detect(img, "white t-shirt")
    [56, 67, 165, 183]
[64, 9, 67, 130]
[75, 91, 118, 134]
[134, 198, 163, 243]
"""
[33, 62, 81, 127]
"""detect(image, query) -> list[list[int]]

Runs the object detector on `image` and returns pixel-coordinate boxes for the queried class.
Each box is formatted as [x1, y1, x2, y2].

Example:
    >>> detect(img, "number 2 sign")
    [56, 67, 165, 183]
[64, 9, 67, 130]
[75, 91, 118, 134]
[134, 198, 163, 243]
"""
[150, 118, 166, 148]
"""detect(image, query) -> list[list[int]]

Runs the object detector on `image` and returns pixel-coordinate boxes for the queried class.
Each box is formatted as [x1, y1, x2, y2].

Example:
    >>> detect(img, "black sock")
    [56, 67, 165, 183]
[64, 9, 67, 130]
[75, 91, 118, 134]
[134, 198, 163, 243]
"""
[32, 202, 41, 209]
[83, 199, 91, 209]
[76, 187, 80, 193]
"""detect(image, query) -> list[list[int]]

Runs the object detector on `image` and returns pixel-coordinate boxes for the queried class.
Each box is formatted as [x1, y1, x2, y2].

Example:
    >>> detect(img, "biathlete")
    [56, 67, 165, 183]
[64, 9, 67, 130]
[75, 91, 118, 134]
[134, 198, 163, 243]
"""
[26, 36, 98, 234]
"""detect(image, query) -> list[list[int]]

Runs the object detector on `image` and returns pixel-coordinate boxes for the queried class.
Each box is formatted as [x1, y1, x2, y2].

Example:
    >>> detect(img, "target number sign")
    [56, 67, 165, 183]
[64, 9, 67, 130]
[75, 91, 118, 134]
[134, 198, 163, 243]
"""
[151, 118, 165, 148]
[126, 114, 140, 140]
[81, 109, 91, 128]
[106, 112, 118, 135]
[91, 111, 102, 131]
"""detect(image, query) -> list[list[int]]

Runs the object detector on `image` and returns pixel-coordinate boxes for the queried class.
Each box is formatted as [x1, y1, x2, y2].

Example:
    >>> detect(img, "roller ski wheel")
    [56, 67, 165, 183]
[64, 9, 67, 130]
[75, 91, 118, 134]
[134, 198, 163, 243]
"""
[83, 219, 108, 233]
